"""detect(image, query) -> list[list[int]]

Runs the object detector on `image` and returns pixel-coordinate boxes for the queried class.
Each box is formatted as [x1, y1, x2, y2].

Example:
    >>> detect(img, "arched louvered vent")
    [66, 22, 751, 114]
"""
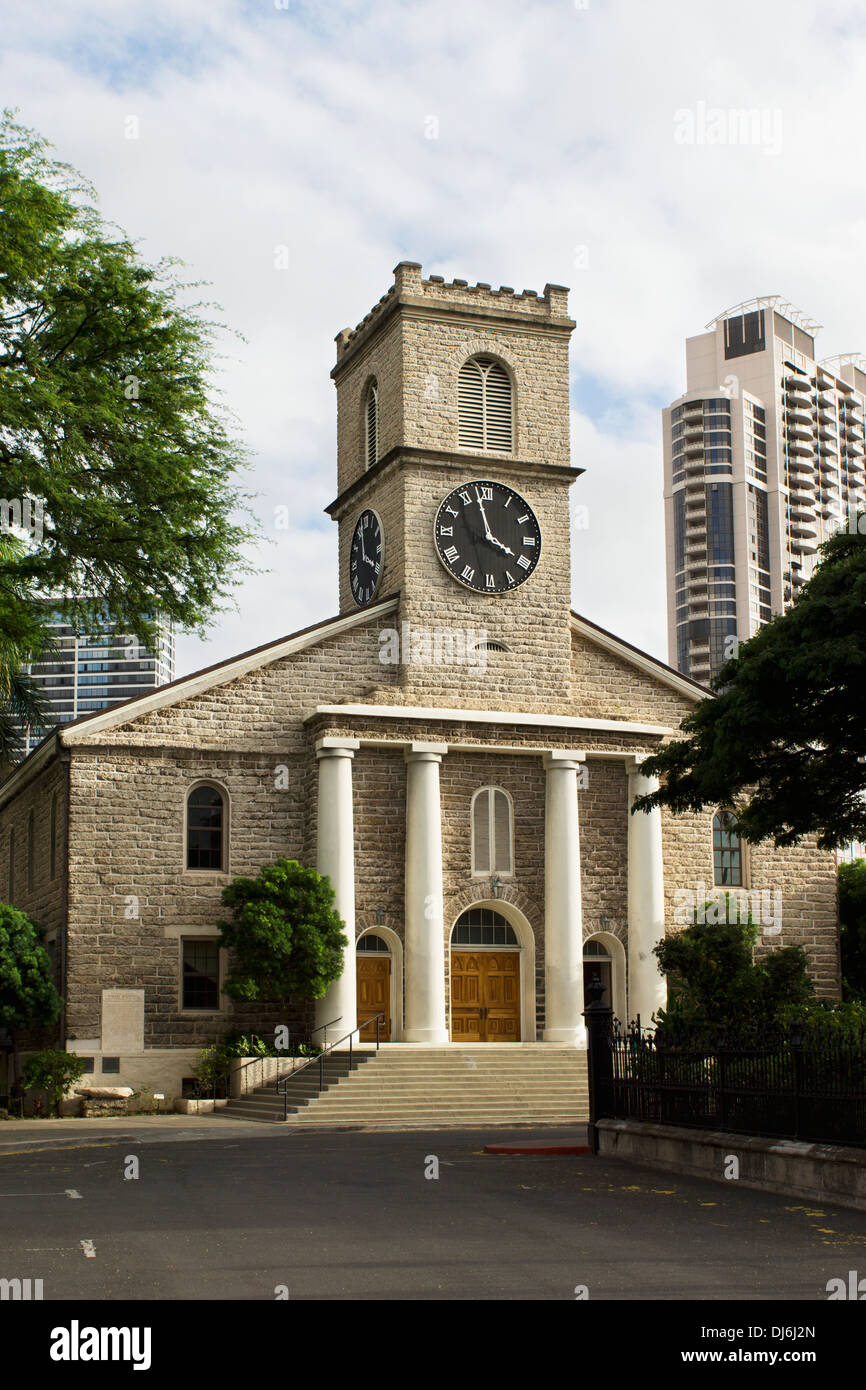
[365, 382, 379, 470]
[471, 787, 513, 876]
[484, 360, 513, 450]
[458, 357, 513, 452]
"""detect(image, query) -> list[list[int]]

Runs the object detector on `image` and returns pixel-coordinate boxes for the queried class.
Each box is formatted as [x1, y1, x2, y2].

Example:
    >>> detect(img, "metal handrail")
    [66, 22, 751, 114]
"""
[309, 1016, 343, 1047]
[275, 1014, 385, 1120]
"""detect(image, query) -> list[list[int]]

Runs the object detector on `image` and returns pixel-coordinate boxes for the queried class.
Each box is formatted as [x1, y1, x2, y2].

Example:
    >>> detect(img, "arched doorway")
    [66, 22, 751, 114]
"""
[449, 906, 523, 1042]
[583, 933, 627, 1025]
[356, 932, 393, 1042]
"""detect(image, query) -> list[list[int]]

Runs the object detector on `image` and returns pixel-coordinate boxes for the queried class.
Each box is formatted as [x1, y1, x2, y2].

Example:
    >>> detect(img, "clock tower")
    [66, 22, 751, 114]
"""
[327, 262, 580, 712]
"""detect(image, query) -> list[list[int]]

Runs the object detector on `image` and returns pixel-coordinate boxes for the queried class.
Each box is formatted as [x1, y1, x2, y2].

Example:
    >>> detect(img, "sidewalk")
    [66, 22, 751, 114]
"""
[0, 1114, 593, 1152]
[0, 1112, 264, 1150]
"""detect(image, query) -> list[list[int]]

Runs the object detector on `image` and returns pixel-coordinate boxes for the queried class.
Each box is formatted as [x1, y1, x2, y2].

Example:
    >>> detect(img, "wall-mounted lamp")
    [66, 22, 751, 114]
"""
[375, 907, 385, 926]
[600, 913, 609, 931]
[491, 877, 504, 899]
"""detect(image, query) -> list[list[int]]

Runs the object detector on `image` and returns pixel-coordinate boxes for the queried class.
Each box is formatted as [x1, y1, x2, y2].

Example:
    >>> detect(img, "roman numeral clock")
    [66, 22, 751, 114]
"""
[434, 481, 541, 592]
[349, 508, 383, 605]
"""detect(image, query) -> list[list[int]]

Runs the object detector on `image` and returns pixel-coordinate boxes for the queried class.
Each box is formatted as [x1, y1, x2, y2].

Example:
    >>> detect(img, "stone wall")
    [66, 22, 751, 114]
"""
[333, 263, 574, 500]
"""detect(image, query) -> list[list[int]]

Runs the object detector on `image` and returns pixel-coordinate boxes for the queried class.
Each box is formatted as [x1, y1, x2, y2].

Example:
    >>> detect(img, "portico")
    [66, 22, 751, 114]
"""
[311, 709, 673, 1046]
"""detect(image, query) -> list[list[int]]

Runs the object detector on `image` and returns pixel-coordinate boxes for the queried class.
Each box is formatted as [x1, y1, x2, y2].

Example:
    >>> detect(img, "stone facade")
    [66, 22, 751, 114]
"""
[0, 263, 841, 1098]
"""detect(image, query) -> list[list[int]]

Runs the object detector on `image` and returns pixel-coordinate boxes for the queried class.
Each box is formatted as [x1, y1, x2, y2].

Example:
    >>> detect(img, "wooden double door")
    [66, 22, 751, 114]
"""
[451, 951, 521, 1042]
[357, 956, 392, 1042]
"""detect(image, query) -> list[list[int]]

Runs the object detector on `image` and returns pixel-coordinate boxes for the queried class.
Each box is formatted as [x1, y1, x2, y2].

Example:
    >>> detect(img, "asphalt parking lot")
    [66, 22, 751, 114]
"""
[2, 1122, 864, 1301]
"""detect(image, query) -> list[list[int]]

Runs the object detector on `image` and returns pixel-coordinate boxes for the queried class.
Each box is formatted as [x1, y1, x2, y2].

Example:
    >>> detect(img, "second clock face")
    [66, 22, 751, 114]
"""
[434, 480, 542, 593]
[349, 509, 383, 606]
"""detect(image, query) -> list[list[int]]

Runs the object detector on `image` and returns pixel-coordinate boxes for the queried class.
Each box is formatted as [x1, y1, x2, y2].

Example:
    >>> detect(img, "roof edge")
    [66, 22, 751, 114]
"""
[570, 611, 711, 702]
[55, 595, 400, 746]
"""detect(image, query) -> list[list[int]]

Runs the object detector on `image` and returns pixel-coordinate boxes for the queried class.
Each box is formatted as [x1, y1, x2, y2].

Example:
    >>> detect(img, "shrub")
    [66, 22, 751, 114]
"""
[21, 1048, 84, 1117]
[217, 859, 347, 1002]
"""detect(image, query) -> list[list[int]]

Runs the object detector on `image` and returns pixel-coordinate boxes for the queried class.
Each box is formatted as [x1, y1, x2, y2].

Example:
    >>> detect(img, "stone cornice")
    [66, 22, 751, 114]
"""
[331, 290, 575, 379]
[327, 447, 582, 518]
[306, 703, 673, 736]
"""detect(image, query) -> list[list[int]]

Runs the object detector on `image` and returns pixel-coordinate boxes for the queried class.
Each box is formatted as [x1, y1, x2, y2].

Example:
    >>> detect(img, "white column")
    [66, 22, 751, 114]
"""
[315, 737, 360, 1045]
[543, 750, 586, 1046]
[404, 742, 449, 1044]
[627, 755, 667, 1026]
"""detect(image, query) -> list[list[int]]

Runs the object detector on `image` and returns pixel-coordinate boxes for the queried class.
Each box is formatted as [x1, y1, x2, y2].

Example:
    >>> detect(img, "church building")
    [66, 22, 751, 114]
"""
[0, 264, 840, 1101]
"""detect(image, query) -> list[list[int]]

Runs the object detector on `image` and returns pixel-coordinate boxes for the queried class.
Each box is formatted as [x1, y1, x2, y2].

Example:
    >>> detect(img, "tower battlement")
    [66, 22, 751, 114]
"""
[334, 262, 571, 366]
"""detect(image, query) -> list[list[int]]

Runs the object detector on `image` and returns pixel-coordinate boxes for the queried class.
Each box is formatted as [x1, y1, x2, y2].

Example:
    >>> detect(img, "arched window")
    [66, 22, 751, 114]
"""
[365, 381, 379, 470]
[356, 932, 390, 953]
[458, 356, 513, 452]
[186, 784, 226, 871]
[713, 810, 743, 886]
[451, 907, 518, 946]
[583, 938, 612, 1008]
[471, 787, 513, 877]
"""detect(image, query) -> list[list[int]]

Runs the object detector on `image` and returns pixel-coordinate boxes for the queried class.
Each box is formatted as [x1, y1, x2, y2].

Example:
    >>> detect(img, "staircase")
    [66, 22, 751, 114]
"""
[220, 1045, 589, 1128]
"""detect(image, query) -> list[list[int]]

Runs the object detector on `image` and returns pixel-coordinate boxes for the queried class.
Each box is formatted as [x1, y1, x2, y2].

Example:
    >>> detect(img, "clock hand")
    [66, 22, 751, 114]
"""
[488, 536, 515, 556]
[475, 490, 495, 540]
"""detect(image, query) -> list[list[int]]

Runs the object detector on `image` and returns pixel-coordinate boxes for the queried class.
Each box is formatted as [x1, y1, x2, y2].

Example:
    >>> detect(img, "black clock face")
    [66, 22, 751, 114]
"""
[434, 480, 541, 593]
[349, 509, 383, 606]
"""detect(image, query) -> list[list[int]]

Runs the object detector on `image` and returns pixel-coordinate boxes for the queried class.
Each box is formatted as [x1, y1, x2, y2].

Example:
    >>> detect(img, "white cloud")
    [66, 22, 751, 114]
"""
[2, 0, 865, 675]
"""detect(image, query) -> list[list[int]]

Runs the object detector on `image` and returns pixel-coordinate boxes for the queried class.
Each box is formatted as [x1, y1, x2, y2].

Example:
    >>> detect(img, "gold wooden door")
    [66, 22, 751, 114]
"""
[451, 952, 485, 1041]
[451, 951, 520, 1042]
[357, 956, 391, 1041]
[484, 952, 521, 1041]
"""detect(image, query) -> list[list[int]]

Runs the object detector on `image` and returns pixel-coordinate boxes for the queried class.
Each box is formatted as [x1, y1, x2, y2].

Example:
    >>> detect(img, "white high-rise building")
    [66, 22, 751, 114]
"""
[16, 608, 175, 760]
[663, 297, 866, 684]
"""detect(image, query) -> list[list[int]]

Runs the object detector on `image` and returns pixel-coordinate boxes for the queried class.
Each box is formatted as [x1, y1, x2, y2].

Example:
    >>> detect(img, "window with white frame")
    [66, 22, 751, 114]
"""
[471, 787, 513, 876]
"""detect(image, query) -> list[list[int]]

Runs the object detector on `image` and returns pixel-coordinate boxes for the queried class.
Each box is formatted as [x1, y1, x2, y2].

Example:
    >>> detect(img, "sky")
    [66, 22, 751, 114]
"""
[2, 0, 865, 677]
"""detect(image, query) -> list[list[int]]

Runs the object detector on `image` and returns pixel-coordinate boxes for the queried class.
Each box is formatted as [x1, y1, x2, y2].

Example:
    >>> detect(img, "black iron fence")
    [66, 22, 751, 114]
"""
[585, 998, 866, 1150]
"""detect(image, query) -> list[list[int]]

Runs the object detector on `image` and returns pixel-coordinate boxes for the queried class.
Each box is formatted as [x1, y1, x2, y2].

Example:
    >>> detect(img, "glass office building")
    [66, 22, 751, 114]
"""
[15, 609, 175, 760]
[664, 298, 866, 684]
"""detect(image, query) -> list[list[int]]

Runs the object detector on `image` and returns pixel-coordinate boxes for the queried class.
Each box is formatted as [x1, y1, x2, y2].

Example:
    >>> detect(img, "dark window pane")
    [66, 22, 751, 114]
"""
[725, 309, 766, 360]
[713, 812, 743, 886]
[183, 941, 220, 1009]
[187, 786, 224, 869]
[451, 908, 518, 945]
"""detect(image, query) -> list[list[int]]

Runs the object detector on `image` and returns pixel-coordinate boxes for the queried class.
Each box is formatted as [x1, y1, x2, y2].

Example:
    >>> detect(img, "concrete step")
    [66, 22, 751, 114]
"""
[283, 1115, 590, 1128]
[222, 1045, 590, 1126]
[229, 1096, 588, 1115]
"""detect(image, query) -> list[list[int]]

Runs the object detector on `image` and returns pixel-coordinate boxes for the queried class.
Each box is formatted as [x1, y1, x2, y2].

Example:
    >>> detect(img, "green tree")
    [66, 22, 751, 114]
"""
[631, 520, 866, 849]
[0, 533, 52, 769]
[839, 858, 866, 1000]
[0, 902, 62, 1081]
[217, 859, 348, 1003]
[0, 109, 256, 665]
[21, 1047, 84, 1117]
[653, 898, 814, 1036]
